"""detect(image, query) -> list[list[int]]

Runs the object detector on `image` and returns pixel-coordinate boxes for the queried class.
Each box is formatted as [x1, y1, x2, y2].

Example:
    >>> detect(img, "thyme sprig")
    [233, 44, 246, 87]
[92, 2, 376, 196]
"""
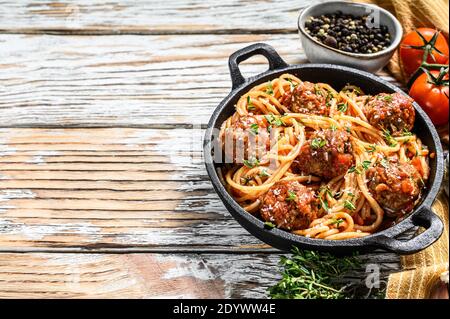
[269, 248, 362, 299]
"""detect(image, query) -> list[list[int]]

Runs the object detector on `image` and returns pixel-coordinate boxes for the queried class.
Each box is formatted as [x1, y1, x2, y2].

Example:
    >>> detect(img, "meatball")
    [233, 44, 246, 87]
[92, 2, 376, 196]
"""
[281, 81, 329, 116]
[366, 159, 422, 216]
[260, 180, 318, 230]
[220, 113, 270, 163]
[363, 92, 415, 136]
[292, 129, 354, 179]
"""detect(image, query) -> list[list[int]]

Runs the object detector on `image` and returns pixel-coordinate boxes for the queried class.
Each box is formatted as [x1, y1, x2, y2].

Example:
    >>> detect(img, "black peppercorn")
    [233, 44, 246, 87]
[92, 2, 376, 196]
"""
[324, 36, 338, 48]
[304, 11, 392, 54]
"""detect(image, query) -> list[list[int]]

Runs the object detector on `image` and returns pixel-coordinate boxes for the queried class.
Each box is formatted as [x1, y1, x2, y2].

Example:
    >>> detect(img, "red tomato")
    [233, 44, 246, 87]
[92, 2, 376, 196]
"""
[409, 69, 449, 126]
[400, 28, 449, 78]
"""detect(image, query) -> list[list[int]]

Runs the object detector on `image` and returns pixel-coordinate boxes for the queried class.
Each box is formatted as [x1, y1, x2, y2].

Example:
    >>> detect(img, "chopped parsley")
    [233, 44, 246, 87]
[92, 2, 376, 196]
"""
[259, 169, 270, 177]
[320, 198, 330, 212]
[286, 190, 297, 201]
[266, 81, 274, 95]
[347, 192, 355, 198]
[264, 221, 276, 229]
[243, 157, 260, 168]
[311, 137, 326, 149]
[250, 123, 259, 135]
[320, 186, 333, 198]
[325, 92, 334, 107]
[344, 200, 356, 211]
[402, 128, 413, 136]
[337, 103, 348, 113]
[384, 95, 393, 102]
[314, 84, 322, 96]
[247, 95, 255, 110]
[383, 129, 398, 147]
[361, 160, 372, 170]
[347, 166, 361, 174]
[330, 218, 344, 227]
[287, 78, 297, 90]
[274, 117, 284, 127]
[264, 114, 284, 127]
[366, 145, 377, 153]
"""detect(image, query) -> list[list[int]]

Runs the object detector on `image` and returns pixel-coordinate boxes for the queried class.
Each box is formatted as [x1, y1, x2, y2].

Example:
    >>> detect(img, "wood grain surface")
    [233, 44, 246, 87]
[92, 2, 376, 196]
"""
[0, 252, 400, 298]
[0, 0, 307, 34]
[0, 33, 398, 128]
[0, 0, 407, 299]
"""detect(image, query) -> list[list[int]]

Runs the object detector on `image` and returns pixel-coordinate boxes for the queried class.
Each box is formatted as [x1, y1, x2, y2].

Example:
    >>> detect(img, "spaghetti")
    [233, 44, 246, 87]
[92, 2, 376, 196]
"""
[218, 73, 430, 240]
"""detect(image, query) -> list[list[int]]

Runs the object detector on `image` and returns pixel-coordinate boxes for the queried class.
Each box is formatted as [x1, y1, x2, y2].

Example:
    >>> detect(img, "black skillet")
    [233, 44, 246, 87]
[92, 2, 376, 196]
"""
[204, 43, 444, 254]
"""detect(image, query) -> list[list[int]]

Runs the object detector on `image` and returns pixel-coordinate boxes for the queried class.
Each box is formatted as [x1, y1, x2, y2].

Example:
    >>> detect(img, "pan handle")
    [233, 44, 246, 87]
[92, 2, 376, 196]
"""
[228, 43, 288, 90]
[364, 206, 443, 254]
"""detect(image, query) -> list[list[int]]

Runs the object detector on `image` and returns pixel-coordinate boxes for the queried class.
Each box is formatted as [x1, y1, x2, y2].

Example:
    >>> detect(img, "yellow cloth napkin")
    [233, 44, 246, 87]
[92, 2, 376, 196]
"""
[386, 192, 448, 299]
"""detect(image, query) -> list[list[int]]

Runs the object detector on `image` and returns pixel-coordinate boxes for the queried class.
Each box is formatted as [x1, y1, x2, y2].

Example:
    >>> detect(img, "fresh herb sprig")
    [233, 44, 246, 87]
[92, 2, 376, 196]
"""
[268, 248, 362, 299]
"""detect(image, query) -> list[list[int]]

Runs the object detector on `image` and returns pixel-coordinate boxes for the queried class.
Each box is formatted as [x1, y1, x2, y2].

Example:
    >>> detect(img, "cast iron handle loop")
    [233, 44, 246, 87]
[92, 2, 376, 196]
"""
[364, 206, 443, 254]
[228, 43, 288, 90]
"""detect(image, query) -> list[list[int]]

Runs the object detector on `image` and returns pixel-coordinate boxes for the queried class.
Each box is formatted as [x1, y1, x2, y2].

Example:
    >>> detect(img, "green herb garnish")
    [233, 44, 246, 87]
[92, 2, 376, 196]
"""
[330, 124, 337, 131]
[337, 103, 348, 113]
[264, 114, 284, 127]
[347, 166, 361, 174]
[366, 145, 377, 153]
[320, 186, 333, 198]
[384, 95, 393, 102]
[264, 221, 276, 229]
[286, 190, 297, 201]
[247, 95, 255, 110]
[320, 198, 330, 212]
[326, 92, 334, 107]
[402, 128, 413, 136]
[266, 81, 274, 95]
[361, 160, 372, 170]
[268, 248, 362, 299]
[274, 117, 284, 127]
[250, 123, 259, 135]
[311, 137, 326, 149]
[382, 129, 397, 147]
[344, 200, 356, 211]
[314, 84, 322, 96]
[259, 169, 270, 177]
[330, 218, 344, 227]
[243, 157, 260, 168]
[287, 78, 297, 90]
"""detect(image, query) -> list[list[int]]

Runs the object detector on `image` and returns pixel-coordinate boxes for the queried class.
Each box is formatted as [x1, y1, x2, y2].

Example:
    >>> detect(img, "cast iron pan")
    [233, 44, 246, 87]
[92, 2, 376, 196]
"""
[204, 43, 444, 254]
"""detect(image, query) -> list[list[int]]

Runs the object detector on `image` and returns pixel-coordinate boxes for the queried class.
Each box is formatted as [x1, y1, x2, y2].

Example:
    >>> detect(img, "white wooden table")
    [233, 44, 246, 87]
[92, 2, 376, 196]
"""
[0, 0, 402, 298]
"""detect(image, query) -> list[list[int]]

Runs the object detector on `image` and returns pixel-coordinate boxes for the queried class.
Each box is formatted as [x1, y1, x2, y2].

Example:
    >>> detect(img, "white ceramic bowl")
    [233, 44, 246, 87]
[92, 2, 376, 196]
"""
[298, 1, 403, 72]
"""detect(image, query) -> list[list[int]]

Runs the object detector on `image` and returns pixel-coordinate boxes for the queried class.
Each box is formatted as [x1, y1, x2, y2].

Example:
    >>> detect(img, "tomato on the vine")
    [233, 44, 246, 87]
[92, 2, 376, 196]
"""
[409, 67, 449, 126]
[400, 28, 449, 78]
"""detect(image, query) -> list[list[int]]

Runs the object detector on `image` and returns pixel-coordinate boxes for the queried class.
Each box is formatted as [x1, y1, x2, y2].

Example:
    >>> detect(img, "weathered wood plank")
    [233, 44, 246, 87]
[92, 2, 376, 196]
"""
[0, 0, 308, 34]
[0, 252, 399, 298]
[0, 253, 279, 298]
[0, 127, 274, 250]
[0, 33, 400, 128]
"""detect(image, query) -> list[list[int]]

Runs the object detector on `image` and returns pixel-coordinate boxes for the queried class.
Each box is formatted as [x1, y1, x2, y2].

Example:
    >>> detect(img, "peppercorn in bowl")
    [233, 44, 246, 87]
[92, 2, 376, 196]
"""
[298, 1, 402, 72]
